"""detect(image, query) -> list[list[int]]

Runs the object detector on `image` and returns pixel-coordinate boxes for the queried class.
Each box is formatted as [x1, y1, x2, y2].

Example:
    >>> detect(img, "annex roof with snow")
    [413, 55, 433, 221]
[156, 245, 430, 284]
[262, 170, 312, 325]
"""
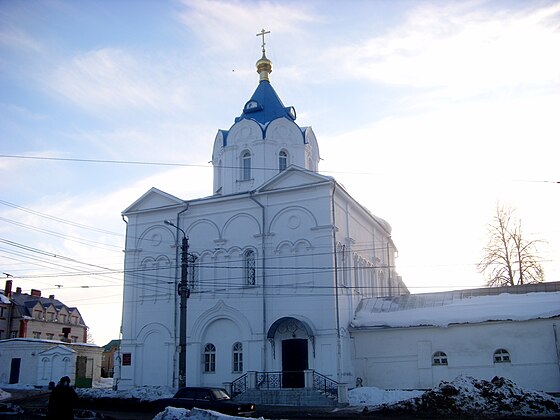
[352, 281, 560, 329]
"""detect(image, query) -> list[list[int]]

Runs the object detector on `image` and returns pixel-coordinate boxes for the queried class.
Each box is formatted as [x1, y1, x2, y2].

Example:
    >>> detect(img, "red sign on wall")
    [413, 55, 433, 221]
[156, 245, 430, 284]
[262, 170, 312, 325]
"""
[122, 353, 132, 366]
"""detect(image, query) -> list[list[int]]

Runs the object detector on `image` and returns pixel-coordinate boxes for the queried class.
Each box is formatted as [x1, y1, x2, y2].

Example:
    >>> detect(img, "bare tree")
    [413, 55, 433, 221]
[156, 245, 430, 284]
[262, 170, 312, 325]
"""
[478, 204, 544, 287]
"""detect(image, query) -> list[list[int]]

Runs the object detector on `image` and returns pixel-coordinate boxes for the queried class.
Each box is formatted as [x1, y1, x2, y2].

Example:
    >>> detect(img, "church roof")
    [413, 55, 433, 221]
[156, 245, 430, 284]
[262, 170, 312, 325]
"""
[352, 281, 560, 329]
[234, 80, 295, 125]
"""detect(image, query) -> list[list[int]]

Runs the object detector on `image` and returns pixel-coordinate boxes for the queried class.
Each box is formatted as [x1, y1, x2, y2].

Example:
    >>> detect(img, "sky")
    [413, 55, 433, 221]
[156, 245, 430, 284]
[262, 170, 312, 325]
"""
[1, 0, 559, 346]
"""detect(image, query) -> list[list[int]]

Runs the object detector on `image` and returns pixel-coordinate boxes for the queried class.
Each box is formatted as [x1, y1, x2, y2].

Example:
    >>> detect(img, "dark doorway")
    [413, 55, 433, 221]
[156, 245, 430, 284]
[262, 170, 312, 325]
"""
[282, 339, 308, 388]
[9, 358, 21, 384]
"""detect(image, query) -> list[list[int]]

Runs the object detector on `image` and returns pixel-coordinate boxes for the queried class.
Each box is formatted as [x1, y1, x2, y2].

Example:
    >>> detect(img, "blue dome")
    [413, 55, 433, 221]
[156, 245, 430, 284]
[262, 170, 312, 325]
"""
[235, 80, 295, 125]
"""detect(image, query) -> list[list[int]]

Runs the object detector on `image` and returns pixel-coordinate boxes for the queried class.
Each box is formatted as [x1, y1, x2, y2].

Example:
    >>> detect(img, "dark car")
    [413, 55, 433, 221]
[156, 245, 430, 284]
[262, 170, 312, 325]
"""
[154, 387, 255, 416]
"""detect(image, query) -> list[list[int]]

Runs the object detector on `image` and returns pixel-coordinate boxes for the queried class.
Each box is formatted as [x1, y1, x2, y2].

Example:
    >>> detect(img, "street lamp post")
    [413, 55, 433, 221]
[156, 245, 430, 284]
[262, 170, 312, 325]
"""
[164, 220, 190, 388]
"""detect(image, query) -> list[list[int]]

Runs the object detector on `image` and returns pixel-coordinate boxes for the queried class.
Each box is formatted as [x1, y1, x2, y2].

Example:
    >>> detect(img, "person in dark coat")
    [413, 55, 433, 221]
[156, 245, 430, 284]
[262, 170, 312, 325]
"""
[47, 376, 78, 420]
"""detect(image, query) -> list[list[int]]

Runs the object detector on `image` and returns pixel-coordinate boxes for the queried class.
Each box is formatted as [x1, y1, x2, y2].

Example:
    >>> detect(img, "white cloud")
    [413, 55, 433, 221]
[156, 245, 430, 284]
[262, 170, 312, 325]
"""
[321, 2, 560, 98]
[176, 0, 318, 53]
[48, 48, 192, 114]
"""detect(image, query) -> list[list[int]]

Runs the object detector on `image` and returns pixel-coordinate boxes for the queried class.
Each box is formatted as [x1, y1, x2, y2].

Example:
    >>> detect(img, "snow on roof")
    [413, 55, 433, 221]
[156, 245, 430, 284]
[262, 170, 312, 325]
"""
[352, 290, 560, 329]
[0, 294, 10, 304]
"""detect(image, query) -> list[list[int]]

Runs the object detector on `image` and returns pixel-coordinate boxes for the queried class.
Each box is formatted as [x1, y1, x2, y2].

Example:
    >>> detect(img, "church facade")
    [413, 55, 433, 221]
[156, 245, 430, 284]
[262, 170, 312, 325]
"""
[117, 45, 406, 390]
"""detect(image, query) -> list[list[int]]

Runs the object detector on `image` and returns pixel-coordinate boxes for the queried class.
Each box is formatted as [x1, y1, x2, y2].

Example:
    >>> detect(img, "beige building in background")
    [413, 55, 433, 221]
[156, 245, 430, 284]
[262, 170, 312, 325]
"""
[1, 280, 88, 343]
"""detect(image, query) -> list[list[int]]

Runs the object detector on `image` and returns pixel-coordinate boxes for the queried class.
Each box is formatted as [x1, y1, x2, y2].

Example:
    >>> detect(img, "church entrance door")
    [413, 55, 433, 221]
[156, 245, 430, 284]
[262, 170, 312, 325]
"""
[281, 339, 308, 388]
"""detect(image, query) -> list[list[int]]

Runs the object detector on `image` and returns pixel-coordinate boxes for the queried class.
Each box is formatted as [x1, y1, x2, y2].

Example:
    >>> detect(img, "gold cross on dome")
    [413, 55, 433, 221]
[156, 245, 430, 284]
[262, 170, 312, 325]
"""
[256, 29, 270, 53]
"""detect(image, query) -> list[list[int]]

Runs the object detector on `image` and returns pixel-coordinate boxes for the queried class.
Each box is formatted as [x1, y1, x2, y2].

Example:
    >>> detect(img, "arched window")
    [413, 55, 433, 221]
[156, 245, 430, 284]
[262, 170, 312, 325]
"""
[188, 254, 199, 290]
[203, 343, 216, 372]
[244, 250, 256, 285]
[494, 348, 511, 363]
[279, 150, 288, 172]
[232, 342, 243, 373]
[432, 351, 448, 365]
[241, 151, 251, 180]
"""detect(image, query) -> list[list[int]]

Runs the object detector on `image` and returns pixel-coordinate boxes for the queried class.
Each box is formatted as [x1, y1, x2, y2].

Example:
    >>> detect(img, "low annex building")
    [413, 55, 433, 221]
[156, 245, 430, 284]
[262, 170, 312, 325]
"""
[0, 338, 102, 388]
[351, 282, 560, 392]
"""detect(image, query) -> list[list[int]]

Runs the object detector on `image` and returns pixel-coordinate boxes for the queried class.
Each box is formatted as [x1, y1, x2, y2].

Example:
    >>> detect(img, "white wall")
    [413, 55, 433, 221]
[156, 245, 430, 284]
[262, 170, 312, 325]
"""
[351, 318, 560, 392]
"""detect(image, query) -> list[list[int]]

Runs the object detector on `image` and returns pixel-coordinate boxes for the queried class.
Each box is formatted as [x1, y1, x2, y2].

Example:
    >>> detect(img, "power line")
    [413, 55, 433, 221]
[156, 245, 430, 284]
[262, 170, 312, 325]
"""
[0, 199, 122, 237]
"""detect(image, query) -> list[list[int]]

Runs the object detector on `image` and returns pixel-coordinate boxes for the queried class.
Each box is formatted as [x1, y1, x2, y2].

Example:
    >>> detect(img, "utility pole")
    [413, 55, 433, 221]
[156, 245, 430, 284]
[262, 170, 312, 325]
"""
[164, 220, 190, 388]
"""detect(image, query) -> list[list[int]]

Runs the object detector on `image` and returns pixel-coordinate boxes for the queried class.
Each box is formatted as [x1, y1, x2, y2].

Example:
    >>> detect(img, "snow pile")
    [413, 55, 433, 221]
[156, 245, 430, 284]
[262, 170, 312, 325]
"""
[379, 375, 560, 418]
[154, 407, 264, 420]
[92, 377, 114, 389]
[348, 386, 422, 406]
[76, 385, 175, 401]
[0, 390, 11, 401]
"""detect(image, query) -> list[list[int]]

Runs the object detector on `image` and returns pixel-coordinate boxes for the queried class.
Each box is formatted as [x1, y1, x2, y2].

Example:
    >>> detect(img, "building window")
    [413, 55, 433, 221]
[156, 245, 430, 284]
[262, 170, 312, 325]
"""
[33, 331, 41, 339]
[232, 342, 243, 373]
[10, 331, 18, 338]
[189, 254, 199, 290]
[46, 333, 54, 340]
[494, 348, 511, 363]
[241, 151, 251, 180]
[432, 351, 448, 365]
[203, 343, 216, 373]
[0, 330, 3, 339]
[59, 314, 67, 323]
[71, 336, 78, 343]
[279, 150, 288, 172]
[34, 310, 43, 320]
[244, 250, 256, 285]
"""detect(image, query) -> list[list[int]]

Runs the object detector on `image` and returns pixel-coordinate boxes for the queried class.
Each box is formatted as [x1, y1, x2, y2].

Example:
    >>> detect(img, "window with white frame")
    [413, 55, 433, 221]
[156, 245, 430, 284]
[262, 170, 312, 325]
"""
[432, 351, 448, 365]
[204, 343, 216, 373]
[232, 342, 243, 373]
[279, 150, 288, 172]
[494, 348, 511, 363]
[244, 250, 256, 285]
[241, 151, 251, 180]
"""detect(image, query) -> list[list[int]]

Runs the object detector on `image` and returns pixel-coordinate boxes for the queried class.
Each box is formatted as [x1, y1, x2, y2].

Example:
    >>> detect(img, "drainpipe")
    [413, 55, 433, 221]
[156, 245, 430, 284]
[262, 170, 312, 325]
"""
[331, 181, 342, 382]
[249, 192, 267, 372]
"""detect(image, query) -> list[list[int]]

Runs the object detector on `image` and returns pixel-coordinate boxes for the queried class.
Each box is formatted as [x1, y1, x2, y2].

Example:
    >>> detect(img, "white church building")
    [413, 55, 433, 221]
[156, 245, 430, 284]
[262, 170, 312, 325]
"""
[117, 41, 560, 397]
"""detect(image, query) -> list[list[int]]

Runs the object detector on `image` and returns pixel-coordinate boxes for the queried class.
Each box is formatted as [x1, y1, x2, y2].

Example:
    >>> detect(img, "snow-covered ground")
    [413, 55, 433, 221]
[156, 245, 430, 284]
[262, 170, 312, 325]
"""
[378, 375, 560, 418]
[154, 407, 264, 420]
[76, 385, 175, 401]
[3, 375, 558, 419]
[0, 389, 11, 401]
[348, 386, 423, 406]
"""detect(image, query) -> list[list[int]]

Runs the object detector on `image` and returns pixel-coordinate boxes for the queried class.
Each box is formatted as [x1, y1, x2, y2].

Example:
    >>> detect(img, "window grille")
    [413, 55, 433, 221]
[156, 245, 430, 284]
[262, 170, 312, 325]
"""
[494, 348, 511, 363]
[432, 351, 448, 365]
[232, 342, 243, 373]
[244, 250, 256, 285]
[189, 254, 199, 289]
[241, 151, 251, 180]
[204, 343, 216, 372]
[279, 150, 288, 172]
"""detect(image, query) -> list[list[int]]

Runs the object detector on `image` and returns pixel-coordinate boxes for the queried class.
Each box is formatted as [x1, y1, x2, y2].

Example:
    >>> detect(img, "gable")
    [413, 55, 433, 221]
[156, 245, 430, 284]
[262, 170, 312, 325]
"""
[123, 187, 183, 214]
[39, 344, 75, 356]
[258, 165, 332, 192]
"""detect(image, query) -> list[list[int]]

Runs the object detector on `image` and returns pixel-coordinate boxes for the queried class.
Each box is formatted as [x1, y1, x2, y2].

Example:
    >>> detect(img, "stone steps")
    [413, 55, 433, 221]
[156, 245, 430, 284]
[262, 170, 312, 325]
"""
[234, 388, 339, 407]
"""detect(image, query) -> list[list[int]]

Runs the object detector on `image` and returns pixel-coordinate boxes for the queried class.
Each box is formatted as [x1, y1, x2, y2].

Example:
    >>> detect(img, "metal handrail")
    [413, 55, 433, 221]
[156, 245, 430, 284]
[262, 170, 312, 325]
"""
[231, 373, 248, 397]
[231, 370, 339, 396]
[312, 371, 338, 399]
